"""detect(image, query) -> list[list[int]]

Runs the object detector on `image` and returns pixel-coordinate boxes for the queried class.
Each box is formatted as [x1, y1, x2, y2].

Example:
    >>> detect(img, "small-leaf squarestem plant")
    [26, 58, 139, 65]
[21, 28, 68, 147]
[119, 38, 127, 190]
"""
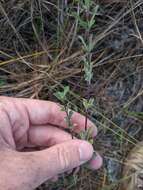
[54, 0, 99, 144]
[78, 0, 99, 141]
[54, 85, 94, 146]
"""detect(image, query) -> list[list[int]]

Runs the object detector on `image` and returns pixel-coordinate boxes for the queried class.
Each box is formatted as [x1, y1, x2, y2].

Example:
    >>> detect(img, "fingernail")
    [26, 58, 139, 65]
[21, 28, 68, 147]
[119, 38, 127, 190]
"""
[79, 142, 93, 163]
[92, 126, 97, 137]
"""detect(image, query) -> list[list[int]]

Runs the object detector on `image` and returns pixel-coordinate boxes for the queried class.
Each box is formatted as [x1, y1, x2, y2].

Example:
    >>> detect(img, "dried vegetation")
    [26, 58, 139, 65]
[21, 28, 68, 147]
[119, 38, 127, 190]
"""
[0, 0, 143, 189]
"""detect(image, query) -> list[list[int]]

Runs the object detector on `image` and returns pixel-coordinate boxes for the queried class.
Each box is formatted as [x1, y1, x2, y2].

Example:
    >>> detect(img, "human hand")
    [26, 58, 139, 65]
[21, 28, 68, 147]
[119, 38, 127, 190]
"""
[0, 96, 102, 190]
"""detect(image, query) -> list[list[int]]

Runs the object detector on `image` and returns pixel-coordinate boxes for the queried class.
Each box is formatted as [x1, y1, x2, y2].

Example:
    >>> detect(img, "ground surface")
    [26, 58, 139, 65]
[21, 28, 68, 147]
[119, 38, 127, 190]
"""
[0, 0, 143, 189]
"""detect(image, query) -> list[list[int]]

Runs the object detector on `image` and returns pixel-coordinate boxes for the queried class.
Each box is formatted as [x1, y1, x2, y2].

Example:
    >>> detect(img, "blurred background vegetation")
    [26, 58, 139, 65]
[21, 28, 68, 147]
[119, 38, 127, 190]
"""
[0, 0, 143, 189]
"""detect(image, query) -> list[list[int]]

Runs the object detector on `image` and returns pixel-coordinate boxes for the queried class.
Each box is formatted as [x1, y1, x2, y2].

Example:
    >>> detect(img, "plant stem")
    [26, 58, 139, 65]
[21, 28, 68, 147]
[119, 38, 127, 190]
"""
[85, 109, 88, 131]
[64, 104, 74, 139]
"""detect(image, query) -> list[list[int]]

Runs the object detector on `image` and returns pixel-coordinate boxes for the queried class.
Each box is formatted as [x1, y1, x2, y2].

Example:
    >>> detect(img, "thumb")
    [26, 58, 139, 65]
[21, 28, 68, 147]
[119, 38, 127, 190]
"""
[23, 140, 93, 189]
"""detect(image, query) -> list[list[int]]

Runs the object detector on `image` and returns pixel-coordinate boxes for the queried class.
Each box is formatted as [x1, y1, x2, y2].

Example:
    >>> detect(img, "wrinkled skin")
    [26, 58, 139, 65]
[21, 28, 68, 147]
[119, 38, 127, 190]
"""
[0, 96, 102, 190]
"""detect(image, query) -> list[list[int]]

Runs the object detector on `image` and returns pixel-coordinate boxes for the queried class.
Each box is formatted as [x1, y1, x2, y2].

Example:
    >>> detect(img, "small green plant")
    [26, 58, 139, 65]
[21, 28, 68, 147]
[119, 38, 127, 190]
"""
[77, 1, 99, 138]
[54, 85, 95, 143]
[54, 0, 99, 143]
[54, 0, 98, 173]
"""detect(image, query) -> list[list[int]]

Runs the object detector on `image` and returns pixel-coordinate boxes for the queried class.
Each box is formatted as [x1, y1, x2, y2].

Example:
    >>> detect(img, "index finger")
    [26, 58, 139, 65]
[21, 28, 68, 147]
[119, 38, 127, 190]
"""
[20, 98, 97, 135]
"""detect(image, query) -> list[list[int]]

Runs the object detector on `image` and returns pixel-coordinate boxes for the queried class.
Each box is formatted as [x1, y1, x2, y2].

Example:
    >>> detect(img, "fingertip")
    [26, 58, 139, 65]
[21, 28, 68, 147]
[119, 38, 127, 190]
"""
[78, 140, 94, 163]
[89, 153, 103, 170]
[91, 125, 98, 137]
[86, 119, 97, 137]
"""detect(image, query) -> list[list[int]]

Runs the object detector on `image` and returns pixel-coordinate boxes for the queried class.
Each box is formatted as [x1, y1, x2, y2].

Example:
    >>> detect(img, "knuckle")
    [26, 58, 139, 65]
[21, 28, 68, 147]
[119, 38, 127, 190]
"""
[0, 101, 9, 121]
[57, 146, 71, 171]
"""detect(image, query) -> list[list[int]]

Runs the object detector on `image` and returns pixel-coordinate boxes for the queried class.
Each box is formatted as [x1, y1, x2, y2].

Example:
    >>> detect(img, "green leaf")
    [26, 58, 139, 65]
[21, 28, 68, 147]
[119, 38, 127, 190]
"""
[88, 36, 94, 52]
[79, 127, 94, 142]
[54, 92, 64, 101]
[78, 36, 88, 51]
[88, 5, 99, 29]
[94, 5, 100, 14]
[64, 116, 74, 129]
[86, 127, 94, 141]
[63, 86, 70, 96]
[82, 57, 93, 83]
[83, 0, 92, 9]
[67, 109, 74, 120]
[54, 86, 70, 102]
[89, 139, 94, 145]
[78, 18, 88, 29]
[71, 12, 88, 29]
[89, 98, 94, 106]
[83, 98, 94, 110]
[88, 19, 95, 30]
[79, 131, 86, 140]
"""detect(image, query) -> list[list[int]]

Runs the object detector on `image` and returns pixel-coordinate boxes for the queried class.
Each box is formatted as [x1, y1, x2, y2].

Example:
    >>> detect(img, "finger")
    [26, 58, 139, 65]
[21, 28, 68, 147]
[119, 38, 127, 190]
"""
[50, 175, 59, 182]
[20, 140, 93, 189]
[6, 97, 97, 136]
[67, 166, 80, 175]
[0, 104, 16, 148]
[22, 99, 97, 135]
[88, 152, 103, 170]
[28, 125, 72, 147]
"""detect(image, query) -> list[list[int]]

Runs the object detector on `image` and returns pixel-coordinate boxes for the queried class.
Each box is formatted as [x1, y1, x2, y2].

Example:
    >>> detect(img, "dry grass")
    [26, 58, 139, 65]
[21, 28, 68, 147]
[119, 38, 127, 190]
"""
[0, 0, 143, 189]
